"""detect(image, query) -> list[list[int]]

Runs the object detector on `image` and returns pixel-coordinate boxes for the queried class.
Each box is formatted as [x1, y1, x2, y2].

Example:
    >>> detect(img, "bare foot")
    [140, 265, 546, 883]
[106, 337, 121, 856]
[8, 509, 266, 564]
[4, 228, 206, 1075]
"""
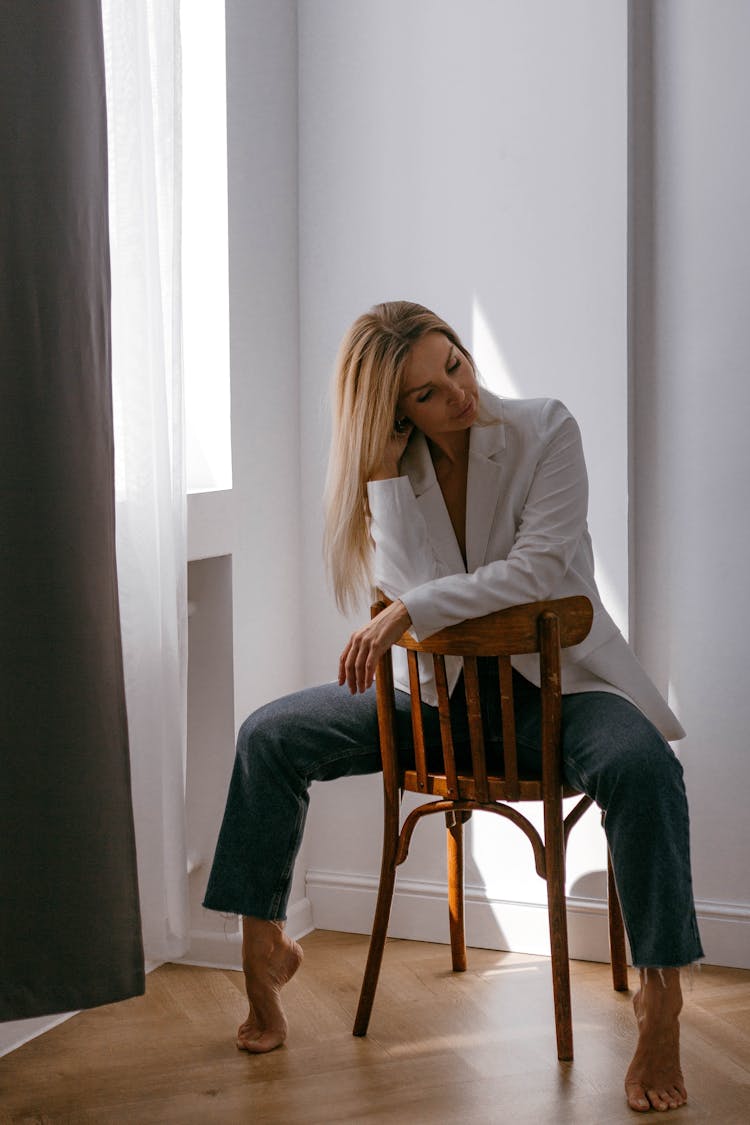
[236, 917, 303, 1054]
[625, 968, 687, 1112]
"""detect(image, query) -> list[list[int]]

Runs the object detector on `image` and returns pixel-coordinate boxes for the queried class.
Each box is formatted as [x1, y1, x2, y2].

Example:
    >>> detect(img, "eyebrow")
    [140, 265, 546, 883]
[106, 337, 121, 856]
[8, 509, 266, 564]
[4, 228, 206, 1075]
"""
[402, 343, 456, 398]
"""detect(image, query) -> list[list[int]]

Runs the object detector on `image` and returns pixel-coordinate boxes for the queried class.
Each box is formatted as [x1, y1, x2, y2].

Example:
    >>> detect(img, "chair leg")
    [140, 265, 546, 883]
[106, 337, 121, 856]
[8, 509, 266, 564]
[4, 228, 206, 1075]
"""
[545, 805, 573, 1061]
[353, 797, 400, 1037]
[446, 810, 467, 972]
[607, 849, 629, 991]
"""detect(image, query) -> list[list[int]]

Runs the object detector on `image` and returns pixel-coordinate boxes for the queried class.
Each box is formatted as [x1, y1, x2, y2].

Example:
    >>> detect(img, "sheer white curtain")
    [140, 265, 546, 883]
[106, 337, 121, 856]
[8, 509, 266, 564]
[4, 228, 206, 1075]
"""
[102, 0, 189, 961]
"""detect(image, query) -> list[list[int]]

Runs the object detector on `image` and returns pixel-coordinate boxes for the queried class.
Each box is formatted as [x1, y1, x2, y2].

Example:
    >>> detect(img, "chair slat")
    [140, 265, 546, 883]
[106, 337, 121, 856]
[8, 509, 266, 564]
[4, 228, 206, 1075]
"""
[498, 656, 520, 800]
[433, 654, 459, 798]
[463, 656, 488, 802]
[407, 650, 428, 792]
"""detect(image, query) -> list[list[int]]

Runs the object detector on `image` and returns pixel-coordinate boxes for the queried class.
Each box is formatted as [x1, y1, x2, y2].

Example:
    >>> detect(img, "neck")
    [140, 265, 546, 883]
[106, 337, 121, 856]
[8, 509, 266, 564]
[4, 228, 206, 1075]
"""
[427, 428, 470, 466]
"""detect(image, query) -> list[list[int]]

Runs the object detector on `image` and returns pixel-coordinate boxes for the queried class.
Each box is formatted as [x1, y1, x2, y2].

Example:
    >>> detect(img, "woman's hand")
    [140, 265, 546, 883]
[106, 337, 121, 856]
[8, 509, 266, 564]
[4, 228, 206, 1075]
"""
[338, 599, 412, 694]
[369, 419, 415, 481]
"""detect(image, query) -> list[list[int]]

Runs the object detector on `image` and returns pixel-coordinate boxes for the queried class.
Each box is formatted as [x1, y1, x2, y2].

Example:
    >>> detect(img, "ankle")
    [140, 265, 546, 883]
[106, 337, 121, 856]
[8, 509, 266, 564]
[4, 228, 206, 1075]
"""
[243, 914, 284, 928]
[243, 916, 285, 942]
[636, 968, 683, 1023]
[241, 917, 284, 966]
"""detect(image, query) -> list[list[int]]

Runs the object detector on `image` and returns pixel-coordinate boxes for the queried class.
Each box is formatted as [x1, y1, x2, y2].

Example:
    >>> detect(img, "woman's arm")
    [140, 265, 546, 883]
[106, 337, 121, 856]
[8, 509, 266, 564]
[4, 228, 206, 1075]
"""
[370, 399, 589, 639]
[338, 420, 417, 694]
[405, 402, 587, 638]
[340, 399, 588, 691]
[368, 475, 443, 594]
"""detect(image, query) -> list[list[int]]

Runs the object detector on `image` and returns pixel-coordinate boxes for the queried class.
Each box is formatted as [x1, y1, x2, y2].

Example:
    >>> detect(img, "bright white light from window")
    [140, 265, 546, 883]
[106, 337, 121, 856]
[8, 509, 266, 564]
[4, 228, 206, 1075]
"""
[181, 0, 232, 493]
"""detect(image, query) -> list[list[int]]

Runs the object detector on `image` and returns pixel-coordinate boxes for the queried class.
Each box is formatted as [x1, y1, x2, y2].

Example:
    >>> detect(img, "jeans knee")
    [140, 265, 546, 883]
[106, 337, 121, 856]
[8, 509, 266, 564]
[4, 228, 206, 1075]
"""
[235, 699, 313, 795]
[236, 703, 282, 766]
[604, 726, 687, 820]
[636, 730, 682, 784]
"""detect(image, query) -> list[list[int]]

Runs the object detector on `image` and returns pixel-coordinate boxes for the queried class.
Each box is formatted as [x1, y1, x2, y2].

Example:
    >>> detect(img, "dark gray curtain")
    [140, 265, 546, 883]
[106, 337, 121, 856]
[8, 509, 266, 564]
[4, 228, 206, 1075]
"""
[0, 1, 144, 1019]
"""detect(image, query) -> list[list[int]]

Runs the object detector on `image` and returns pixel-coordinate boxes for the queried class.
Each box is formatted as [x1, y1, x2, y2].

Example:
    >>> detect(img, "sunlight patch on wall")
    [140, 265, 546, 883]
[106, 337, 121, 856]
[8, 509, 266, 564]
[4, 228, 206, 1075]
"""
[591, 567, 626, 637]
[470, 295, 627, 634]
[471, 295, 521, 399]
[465, 296, 623, 904]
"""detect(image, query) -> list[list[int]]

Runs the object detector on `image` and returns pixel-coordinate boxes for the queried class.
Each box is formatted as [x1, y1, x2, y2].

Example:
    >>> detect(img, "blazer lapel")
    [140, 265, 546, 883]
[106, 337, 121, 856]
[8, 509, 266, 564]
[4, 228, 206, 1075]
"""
[466, 395, 507, 572]
[402, 431, 466, 576]
[402, 390, 508, 576]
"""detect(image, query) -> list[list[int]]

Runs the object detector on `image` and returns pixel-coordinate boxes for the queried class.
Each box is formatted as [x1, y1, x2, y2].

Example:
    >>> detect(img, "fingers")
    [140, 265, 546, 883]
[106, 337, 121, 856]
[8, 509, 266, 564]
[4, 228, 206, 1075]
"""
[377, 420, 414, 474]
[337, 641, 350, 687]
[339, 622, 385, 694]
[340, 629, 377, 694]
[338, 601, 412, 694]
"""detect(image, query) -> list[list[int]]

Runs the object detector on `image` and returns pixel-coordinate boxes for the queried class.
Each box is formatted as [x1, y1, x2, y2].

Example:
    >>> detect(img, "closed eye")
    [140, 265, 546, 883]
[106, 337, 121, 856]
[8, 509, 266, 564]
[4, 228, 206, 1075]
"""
[416, 389, 433, 403]
[447, 357, 460, 373]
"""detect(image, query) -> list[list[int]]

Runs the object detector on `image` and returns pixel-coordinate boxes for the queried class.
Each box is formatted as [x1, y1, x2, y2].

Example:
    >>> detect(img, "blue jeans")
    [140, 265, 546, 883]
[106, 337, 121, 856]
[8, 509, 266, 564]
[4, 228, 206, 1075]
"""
[203, 668, 703, 968]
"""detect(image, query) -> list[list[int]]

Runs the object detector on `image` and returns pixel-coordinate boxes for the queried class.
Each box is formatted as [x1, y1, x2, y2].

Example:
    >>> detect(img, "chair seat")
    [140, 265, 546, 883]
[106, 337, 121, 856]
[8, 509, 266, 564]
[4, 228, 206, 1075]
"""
[400, 769, 582, 802]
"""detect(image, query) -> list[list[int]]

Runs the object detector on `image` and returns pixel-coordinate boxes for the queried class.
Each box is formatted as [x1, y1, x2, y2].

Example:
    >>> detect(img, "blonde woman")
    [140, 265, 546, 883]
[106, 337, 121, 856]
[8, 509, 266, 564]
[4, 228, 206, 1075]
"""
[204, 301, 702, 1113]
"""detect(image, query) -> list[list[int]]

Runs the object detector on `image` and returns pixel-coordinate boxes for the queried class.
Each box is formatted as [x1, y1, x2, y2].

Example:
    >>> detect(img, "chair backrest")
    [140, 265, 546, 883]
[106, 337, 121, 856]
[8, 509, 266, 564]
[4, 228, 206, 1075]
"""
[373, 595, 593, 803]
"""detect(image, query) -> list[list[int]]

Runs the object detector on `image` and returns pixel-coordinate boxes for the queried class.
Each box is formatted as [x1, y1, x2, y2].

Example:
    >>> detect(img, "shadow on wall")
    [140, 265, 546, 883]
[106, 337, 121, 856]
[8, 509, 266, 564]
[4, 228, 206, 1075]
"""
[569, 870, 608, 902]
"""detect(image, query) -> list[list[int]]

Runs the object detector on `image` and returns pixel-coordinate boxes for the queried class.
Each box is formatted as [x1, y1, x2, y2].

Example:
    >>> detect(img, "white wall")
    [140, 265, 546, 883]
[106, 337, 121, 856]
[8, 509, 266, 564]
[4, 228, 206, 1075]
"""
[183, 0, 750, 972]
[631, 0, 750, 964]
[298, 0, 629, 960]
[224, 0, 303, 727]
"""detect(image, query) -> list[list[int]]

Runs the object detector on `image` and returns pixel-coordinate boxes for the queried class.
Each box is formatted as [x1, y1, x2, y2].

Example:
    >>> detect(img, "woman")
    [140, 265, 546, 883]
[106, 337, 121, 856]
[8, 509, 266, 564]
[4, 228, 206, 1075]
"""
[204, 301, 702, 1113]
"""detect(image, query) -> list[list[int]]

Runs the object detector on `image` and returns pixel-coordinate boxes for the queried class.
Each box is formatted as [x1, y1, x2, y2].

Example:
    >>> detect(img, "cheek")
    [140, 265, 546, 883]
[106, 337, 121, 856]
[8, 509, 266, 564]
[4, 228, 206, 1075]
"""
[410, 401, 436, 423]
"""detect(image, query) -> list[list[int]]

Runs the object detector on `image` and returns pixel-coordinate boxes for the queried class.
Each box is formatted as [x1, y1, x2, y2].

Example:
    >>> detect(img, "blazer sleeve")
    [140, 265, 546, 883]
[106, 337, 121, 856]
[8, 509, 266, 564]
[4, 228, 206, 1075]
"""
[369, 400, 589, 640]
[367, 474, 443, 594]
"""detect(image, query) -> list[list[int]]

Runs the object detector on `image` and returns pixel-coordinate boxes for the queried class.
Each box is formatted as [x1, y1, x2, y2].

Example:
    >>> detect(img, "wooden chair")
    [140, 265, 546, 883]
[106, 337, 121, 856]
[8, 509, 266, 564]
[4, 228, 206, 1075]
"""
[353, 595, 629, 1061]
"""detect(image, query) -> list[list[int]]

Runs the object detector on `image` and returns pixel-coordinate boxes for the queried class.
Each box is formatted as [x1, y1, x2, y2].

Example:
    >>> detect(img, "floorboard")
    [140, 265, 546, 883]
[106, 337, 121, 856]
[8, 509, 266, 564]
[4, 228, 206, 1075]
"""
[1, 931, 748, 1123]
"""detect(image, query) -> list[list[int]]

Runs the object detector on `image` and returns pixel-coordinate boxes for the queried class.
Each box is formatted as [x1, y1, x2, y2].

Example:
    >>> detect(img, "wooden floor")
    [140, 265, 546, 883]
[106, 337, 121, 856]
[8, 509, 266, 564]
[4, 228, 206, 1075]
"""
[1, 931, 749, 1124]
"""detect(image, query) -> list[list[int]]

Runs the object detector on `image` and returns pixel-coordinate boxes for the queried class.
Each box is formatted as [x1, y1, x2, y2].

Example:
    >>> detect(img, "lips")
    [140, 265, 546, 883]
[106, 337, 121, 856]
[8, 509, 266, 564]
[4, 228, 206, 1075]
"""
[454, 397, 475, 420]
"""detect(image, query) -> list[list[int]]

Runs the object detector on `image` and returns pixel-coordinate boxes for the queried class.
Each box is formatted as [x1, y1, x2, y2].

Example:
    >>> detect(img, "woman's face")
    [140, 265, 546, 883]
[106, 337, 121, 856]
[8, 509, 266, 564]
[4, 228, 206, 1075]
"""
[397, 330, 479, 441]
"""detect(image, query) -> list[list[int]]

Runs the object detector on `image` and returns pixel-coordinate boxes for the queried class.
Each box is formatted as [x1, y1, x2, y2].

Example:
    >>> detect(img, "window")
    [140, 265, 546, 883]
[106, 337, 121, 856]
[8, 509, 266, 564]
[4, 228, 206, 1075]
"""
[182, 0, 232, 493]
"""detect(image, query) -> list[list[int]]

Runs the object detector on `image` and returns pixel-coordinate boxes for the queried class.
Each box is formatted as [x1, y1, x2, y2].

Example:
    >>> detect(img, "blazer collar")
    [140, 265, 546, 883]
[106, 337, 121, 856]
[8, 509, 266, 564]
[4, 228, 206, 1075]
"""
[401, 388, 507, 573]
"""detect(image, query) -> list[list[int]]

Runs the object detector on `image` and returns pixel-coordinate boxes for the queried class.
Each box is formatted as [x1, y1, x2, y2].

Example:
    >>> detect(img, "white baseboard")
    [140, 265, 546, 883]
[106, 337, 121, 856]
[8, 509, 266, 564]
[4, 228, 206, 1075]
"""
[305, 868, 750, 970]
[689, 898, 750, 969]
[306, 868, 617, 962]
[179, 896, 315, 971]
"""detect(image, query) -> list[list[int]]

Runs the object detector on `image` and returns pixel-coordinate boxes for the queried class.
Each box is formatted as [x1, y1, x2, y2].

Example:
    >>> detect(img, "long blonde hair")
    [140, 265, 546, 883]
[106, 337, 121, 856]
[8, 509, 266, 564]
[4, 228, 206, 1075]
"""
[324, 300, 476, 613]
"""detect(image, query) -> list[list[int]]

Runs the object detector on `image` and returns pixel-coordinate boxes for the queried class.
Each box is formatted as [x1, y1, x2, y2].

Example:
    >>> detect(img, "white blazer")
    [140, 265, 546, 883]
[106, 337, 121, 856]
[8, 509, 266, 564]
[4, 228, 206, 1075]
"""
[367, 390, 685, 742]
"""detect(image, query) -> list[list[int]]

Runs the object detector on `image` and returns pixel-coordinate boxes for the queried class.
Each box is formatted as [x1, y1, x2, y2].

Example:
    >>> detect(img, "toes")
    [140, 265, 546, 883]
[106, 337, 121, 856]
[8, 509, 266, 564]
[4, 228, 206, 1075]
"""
[651, 1085, 685, 1110]
[625, 1083, 651, 1112]
[626, 1078, 688, 1113]
[237, 1027, 285, 1054]
[236, 1010, 286, 1055]
[237, 1013, 258, 1037]
[646, 1088, 670, 1111]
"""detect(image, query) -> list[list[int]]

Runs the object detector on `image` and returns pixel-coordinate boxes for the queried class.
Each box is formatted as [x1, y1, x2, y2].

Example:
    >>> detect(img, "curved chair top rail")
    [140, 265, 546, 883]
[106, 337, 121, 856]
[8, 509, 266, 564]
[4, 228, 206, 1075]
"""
[374, 594, 593, 656]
